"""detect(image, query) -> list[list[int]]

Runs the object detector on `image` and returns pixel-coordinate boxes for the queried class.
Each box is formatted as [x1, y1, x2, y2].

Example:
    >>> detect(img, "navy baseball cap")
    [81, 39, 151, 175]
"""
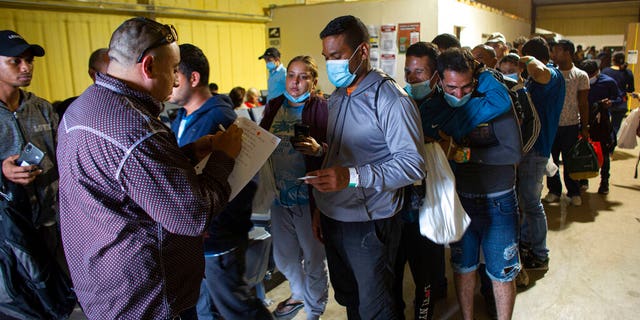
[0, 30, 45, 57]
[258, 47, 280, 60]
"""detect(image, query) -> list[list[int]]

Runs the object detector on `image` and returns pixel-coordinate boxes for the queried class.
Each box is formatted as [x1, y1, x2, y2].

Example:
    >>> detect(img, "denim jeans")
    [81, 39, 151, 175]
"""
[321, 214, 402, 320]
[547, 125, 581, 197]
[450, 190, 521, 282]
[517, 152, 549, 259]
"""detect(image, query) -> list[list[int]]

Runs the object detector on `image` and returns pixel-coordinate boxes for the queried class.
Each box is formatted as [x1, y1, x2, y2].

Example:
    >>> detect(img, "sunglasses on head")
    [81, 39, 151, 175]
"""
[134, 18, 178, 63]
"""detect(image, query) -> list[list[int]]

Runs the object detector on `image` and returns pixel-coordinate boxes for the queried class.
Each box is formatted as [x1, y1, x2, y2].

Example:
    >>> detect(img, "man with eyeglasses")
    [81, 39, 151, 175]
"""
[430, 48, 521, 320]
[57, 17, 243, 319]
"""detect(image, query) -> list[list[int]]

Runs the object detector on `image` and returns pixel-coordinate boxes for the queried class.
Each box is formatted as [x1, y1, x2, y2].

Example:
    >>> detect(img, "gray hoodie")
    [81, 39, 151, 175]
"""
[0, 90, 59, 227]
[314, 69, 425, 222]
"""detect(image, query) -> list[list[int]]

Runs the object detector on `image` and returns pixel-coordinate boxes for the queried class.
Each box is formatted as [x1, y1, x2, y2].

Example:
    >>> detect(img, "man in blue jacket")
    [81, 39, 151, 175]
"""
[580, 59, 622, 195]
[169, 43, 271, 320]
[517, 37, 566, 274]
[434, 48, 520, 320]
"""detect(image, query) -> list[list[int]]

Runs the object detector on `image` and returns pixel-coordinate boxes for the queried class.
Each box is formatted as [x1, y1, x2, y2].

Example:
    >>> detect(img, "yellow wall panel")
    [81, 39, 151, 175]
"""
[157, 17, 267, 94]
[1, 8, 124, 102]
[536, 2, 639, 36]
[0, 6, 268, 102]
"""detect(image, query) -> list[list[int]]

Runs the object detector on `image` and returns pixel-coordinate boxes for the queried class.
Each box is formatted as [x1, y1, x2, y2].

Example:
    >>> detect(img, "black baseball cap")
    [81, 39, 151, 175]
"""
[258, 47, 280, 60]
[0, 30, 45, 57]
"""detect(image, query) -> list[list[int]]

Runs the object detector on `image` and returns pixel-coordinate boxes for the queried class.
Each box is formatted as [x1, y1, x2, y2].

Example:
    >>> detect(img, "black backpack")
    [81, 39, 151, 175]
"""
[484, 68, 541, 155]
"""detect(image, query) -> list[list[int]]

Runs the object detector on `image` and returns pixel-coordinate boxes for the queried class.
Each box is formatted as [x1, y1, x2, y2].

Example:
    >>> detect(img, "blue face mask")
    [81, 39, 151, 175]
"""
[504, 73, 519, 81]
[284, 91, 310, 104]
[326, 45, 364, 88]
[444, 92, 472, 108]
[266, 61, 277, 71]
[404, 73, 436, 100]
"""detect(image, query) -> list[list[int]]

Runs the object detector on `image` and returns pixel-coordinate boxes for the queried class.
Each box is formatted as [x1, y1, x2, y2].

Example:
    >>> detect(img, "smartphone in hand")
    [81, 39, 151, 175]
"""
[291, 123, 311, 144]
[16, 142, 45, 167]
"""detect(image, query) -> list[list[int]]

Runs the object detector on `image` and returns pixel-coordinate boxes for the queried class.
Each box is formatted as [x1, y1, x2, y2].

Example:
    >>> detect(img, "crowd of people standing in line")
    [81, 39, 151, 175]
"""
[0, 13, 635, 320]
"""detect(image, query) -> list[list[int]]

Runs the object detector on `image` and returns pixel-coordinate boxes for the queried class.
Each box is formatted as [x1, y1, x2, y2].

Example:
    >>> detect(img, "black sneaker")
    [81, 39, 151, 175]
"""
[598, 185, 609, 195]
[523, 255, 549, 271]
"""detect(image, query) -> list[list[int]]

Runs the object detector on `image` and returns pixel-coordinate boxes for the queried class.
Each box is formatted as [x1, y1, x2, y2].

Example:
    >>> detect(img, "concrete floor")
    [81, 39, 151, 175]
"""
[266, 145, 640, 320]
[68, 145, 640, 319]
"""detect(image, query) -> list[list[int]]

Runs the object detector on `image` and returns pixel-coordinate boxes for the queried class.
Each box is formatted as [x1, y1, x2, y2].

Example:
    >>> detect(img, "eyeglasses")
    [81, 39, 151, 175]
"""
[135, 19, 178, 63]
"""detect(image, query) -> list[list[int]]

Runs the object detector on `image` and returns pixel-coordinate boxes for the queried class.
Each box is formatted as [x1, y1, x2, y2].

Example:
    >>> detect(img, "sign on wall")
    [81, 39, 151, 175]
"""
[380, 24, 397, 76]
[269, 27, 280, 47]
[398, 23, 420, 53]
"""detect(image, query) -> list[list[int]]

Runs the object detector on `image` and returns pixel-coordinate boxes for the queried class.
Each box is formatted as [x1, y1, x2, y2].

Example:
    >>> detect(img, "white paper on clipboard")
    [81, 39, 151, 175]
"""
[195, 117, 281, 200]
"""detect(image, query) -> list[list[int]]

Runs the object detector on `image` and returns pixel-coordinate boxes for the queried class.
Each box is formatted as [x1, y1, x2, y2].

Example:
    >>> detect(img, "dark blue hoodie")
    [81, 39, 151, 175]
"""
[170, 94, 255, 254]
[171, 95, 237, 147]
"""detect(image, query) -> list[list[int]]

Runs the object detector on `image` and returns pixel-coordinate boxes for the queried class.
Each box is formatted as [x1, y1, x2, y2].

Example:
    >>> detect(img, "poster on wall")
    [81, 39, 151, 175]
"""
[268, 27, 280, 47]
[628, 50, 638, 64]
[380, 24, 397, 52]
[379, 24, 397, 76]
[380, 53, 397, 77]
[398, 23, 420, 53]
[368, 25, 380, 69]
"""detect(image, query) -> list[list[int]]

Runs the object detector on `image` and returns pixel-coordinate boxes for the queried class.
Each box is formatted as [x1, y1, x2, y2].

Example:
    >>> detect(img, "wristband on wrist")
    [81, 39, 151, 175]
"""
[525, 57, 535, 65]
[348, 167, 359, 188]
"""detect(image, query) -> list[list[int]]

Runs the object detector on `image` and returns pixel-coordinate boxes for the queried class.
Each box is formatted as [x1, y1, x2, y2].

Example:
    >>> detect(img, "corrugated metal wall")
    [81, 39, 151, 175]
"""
[0, 2, 272, 102]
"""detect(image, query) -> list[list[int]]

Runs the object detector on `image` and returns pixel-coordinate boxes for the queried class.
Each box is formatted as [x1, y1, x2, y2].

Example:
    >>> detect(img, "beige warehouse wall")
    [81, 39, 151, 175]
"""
[269, 0, 530, 91]
[268, 0, 440, 92]
[438, 0, 530, 49]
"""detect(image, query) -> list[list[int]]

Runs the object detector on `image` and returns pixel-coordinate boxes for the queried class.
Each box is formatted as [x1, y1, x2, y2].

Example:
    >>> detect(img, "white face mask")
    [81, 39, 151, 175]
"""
[589, 76, 597, 85]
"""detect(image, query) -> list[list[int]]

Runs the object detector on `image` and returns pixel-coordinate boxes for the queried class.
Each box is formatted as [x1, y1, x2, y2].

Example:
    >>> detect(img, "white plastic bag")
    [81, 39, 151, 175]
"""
[419, 143, 471, 244]
[545, 157, 558, 177]
[617, 107, 640, 149]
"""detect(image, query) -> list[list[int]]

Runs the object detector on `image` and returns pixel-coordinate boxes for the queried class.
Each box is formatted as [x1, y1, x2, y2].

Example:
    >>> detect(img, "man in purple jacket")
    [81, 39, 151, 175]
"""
[57, 17, 242, 319]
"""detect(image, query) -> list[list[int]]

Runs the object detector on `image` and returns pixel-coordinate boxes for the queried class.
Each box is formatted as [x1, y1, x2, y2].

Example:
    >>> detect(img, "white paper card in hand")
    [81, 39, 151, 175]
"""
[195, 117, 281, 201]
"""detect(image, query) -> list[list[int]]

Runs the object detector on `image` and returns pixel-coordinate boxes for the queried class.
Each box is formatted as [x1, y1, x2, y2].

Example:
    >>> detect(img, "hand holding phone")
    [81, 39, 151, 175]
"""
[291, 123, 310, 144]
[16, 142, 45, 167]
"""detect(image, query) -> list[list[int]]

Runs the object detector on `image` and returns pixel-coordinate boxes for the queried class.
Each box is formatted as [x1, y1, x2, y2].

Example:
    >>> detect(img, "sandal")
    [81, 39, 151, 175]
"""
[273, 297, 304, 318]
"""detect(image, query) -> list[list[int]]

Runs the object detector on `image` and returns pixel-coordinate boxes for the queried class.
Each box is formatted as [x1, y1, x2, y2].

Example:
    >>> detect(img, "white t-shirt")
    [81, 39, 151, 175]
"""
[559, 65, 590, 126]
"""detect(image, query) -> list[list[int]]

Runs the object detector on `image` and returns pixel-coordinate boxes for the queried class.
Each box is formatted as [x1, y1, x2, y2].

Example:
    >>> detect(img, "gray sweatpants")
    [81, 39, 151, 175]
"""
[270, 203, 329, 319]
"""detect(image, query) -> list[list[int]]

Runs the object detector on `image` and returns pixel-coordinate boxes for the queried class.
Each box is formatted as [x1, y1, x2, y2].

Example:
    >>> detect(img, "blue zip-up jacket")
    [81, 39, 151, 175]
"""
[313, 69, 426, 222]
[170, 94, 257, 255]
[171, 95, 236, 147]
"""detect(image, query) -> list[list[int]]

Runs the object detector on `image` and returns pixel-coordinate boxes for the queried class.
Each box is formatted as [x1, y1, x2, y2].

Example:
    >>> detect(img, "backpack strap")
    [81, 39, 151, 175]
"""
[373, 76, 396, 122]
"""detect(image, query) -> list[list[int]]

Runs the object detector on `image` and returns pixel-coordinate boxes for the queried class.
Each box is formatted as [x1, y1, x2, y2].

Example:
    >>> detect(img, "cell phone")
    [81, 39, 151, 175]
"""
[16, 142, 45, 167]
[294, 123, 310, 138]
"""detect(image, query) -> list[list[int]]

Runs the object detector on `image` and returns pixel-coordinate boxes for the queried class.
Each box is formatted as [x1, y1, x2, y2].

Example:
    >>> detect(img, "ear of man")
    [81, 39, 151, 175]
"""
[190, 71, 201, 88]
[140, 54, 155, 80]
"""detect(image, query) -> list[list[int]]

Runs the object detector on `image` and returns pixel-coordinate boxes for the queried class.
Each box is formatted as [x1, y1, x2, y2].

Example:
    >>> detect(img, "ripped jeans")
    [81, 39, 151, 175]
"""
[450, 189, 521, 282]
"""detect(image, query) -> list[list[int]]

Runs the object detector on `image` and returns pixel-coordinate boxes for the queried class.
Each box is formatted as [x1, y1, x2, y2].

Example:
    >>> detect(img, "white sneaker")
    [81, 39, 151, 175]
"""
[543, 193, 560, 203]
[570, 195, 582, 206]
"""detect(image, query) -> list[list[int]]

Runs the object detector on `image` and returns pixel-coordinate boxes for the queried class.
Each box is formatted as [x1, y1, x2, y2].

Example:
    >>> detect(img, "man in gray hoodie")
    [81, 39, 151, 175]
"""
[0, 30, 76, 318]
[307, 15, 425, 319]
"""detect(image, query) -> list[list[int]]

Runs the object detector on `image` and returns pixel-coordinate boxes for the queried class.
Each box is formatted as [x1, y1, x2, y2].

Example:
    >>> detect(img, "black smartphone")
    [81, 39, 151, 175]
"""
[16, 142, 45, 167]
[294, 123, 310, 138]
